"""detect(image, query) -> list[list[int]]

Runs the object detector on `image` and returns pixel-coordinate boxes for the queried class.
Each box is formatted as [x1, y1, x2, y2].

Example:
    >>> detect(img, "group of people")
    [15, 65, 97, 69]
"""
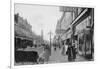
[62, 40, 77, 61]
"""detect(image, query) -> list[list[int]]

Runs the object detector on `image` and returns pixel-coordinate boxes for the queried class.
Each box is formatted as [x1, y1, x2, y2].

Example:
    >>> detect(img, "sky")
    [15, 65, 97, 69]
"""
[15, 4, 62, 41]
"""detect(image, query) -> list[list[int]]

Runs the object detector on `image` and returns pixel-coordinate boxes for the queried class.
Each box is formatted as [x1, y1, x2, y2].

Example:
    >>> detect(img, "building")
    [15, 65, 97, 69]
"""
[72, 8, 94, 59]
[55, 6, 94, 60]
[14, 13, 43, 49]
[55, 7, 74, 47]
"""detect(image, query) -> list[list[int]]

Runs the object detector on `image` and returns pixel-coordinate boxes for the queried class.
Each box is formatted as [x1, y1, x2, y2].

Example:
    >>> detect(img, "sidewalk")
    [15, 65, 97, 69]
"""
[48, 46, 87, 63]
[75, 54, 87, 62]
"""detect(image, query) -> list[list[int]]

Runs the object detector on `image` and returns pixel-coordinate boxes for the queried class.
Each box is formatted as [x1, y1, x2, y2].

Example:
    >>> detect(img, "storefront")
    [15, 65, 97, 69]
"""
[15, 23, 34, 50]
[75, 15, 94, 58]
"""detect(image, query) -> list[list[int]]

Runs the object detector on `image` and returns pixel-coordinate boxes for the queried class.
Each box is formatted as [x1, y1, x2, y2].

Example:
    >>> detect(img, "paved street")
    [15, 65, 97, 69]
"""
[15, 45, 89, 65]
[48, 47, 68, 63]
[48, 46, 87, 63]
[17, 46, 87, 64]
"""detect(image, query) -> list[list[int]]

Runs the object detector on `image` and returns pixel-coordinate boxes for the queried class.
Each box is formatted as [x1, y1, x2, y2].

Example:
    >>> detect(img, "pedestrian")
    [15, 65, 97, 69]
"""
[61, 46, 65, 56]
[72, 46, 76, 61]
[61, 42, 66, 56]
[72, 42, 78, 61]
[67, 40, 74, 62]
[54, 47, 56, 51]
[65, 41, 68, 55]
[67, 45, 72, 61]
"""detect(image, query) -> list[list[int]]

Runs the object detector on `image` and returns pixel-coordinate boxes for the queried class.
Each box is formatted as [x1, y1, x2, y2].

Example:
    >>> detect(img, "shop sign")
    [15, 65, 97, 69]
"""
[60, 6, 74, 12]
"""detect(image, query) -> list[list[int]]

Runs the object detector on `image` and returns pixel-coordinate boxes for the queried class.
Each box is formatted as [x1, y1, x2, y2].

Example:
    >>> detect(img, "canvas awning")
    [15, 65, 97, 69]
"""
[71, 8, 91, 26]
[61, 31, 72, 41]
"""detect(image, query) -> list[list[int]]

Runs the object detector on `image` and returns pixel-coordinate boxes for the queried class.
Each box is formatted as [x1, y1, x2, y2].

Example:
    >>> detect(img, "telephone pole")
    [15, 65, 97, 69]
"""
[40, 23, 44, 44]
[48, 31, 53, 56]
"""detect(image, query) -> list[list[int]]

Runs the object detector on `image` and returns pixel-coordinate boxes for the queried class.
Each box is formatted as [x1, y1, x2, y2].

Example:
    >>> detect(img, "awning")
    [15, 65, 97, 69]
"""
[61, 32, 71, 41]
[71, 8, 91, 26]
[62, 8, 92, 38]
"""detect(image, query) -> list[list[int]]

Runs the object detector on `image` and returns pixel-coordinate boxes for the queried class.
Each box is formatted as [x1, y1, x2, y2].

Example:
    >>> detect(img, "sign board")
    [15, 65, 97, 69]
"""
[60, 6, 75, 12]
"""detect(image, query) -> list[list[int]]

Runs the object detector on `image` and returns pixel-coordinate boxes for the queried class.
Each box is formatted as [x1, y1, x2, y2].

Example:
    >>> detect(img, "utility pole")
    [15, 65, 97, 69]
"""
[41, 29, 43, 43]
[48, 31, 53, 56]
[40, 23, 44, 44]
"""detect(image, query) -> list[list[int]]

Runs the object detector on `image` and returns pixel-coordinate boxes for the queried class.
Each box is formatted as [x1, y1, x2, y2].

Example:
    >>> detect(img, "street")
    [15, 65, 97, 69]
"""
[14, 5, 94, 66]
[48, 46, 87, 63]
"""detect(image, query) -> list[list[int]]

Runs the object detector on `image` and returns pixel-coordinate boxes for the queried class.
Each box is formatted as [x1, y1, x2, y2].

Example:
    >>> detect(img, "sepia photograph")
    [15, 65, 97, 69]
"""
[14, 3, 94, 66]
